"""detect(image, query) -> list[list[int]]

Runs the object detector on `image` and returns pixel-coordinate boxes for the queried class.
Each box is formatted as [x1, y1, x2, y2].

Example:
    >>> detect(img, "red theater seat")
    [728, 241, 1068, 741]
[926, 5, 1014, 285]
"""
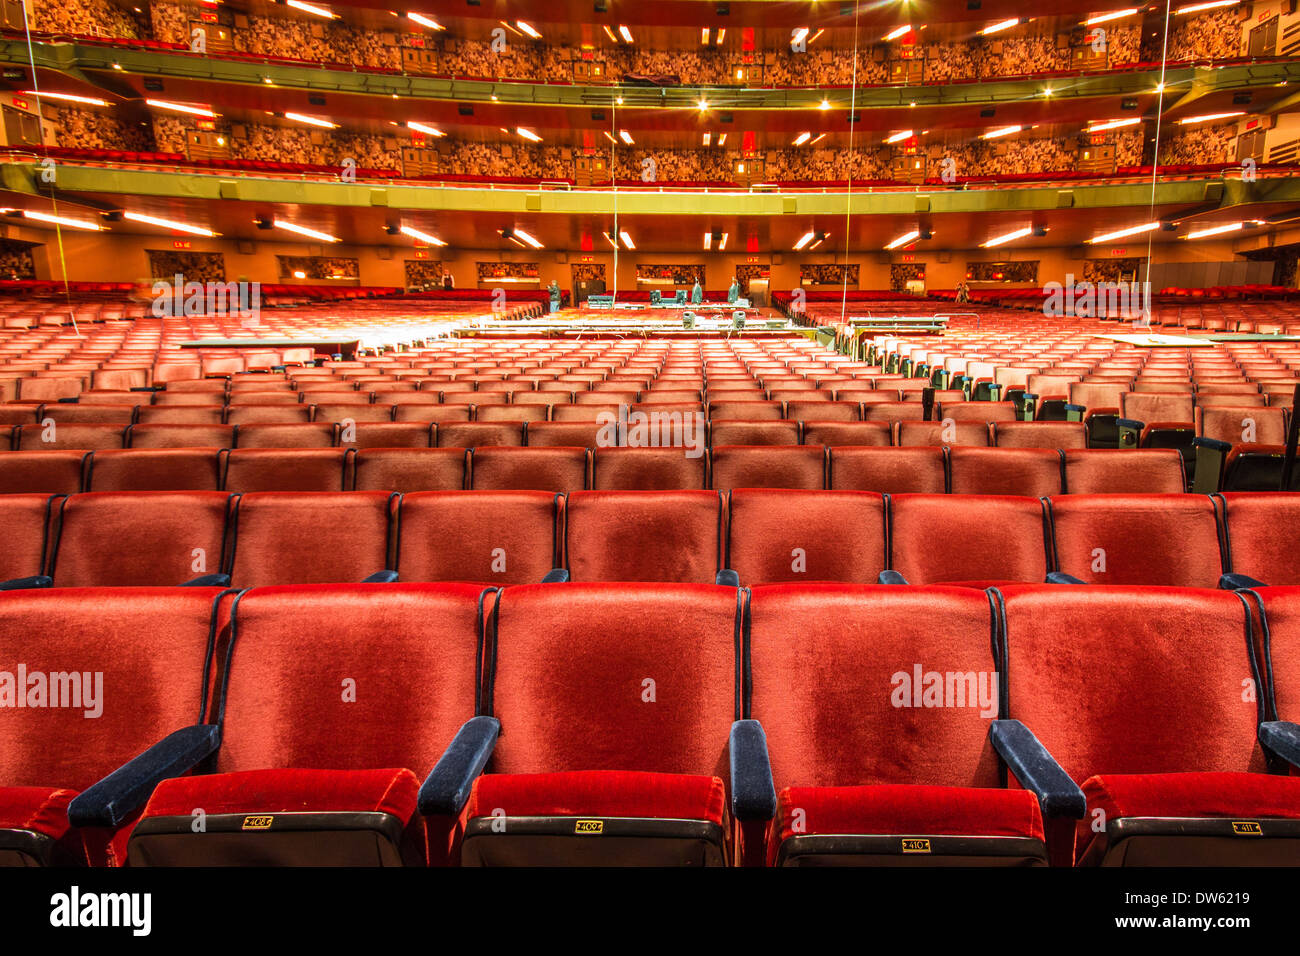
[228, 492, 393, 586]
[992, 422, 1087, 449]
[748, 585, 1044, 867]
[563, 490, 723, 582]
[225, 405, 312, 425]
[709, 421, 801, 446]
[395, 491, 559, 584]
[727, 489, 886, 585]
[459, 583, 739, 866]
[15, 423, 125, 451]
[0, 494, 54, 581]
[352, 448, 467, 492]
[123, 584, 486, 866]
[136, 405, 226, 426]
[948, 447, 1062, 497]
[1062, 449, 1185, 494]
[468, 447, 589, 492]
[801, 422, 891, 447]
[221, 449, 350, 492]
[888, 494, 1049, 587]
[1046, 494, 1223, 586]
[710, 446, 825, 490]
[234, 423, 338, 449]
[829, 447, 947, 494]
[896, 420, 990, 447]
[0, 588, 222, 866]
[86, 449, 221, 492]
[437, 422, 526, 447]
[590, 447, 707, 490]
[1218, 493, 1300, 586]
[997, 585, 1295, 866]
[48, 491, 231, 587]
[126, 424, 235, 449]
[339, 422, 433, 449]
[526, 422, 604, 447]
[0, 450, 87, 494]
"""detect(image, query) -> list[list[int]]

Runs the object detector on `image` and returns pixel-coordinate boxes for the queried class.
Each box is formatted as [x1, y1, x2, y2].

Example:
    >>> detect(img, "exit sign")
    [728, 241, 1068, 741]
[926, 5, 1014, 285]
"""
[1110, 247, 1127, 256]
[10, 97, 27, 110]
[413, 250, 429, 259]
[172, 240, 192, 249]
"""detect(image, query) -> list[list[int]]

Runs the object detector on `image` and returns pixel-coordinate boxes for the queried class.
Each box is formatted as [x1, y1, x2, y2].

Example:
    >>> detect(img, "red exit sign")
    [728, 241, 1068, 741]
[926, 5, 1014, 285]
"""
[173, 240, 192, 249]
[577, 255, 595, 262]
[1110, 247, 1127, 256]
[10, 97, 27, 110]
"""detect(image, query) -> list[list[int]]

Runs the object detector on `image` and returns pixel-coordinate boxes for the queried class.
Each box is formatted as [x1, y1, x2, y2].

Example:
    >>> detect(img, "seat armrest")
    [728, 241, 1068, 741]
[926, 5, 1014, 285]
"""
[541, 568, 570, 583]
[715, 568, 740, 587]
[1219, 572, 1266, 590]
[361, 570, 399, 583]
[67, 724, 222, 828]
[729, 720, 777, 821]
[1259, 721, 1300, 770]
[417, 716, 501, 817]
[0, 575, 53, 591]
[181, 573, 230, 587]
[877, 570, 909, 585]
[989, 720, 1085, 819]
[1045, 572, 1086, 585]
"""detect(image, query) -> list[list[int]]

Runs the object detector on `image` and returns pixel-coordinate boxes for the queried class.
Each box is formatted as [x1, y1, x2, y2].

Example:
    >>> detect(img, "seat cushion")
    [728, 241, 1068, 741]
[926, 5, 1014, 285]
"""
[768, 783, 1044, 867]
[1079, 771, 1300, 860]
[468, 770, 726, 824]
[141, 767, 420, 819]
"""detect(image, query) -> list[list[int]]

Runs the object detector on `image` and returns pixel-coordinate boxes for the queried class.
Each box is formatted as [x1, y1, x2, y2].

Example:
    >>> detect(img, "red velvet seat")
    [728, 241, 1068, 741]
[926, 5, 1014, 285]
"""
[998, 585, 1295, 866]
[49, 491, 232, 586]
[1046, 493, 1223, 586]
[87, 448, 221, 492]
[888, 494, 1049, 586]
[829, 447, 946, 494]
[949, 447, 1062, 496]
[1062, 449, 1186, 494]
[896, 420, 990, 448]
[437, 422, 526, 447]
[524, 422, 604, 447]
[352, 448, 467, 492]
[0, 494, 54, 581]
[0, 450, 87, 494]
[748, 584, 1044, 867]
[590, 447, 707, 490]
[339, 422, 433, 449]
[1218, 493, 1300, 586]
[709, 421, 800, 446]
[126, 423, 235, 448]
[234, 423, 337, 449]
[0, 588, 223, 866]
[15, 423, 125, 451]
[468, 447, 589, 492]
[395, 491, 559, 584]
[801, 421, 891, 447]
[710, 445, 825, 490]
[228, 491, 393, 586]
[124, 584, 486, 867]
[460, 583, 740, 866]
[221, 449, 350, 492]
[563, 490, 722, 582]
[992, 422, 1087, 449]
[726, 489, 886, 585]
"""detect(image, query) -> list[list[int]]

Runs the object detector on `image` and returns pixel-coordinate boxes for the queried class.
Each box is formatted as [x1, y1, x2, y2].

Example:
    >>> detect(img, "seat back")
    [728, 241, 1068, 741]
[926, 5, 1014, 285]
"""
[710, 445, 825, 490]
[0, 494, 54, 579]
[889, 494, 1049, 586]
[727, 489, 885, 584]
[1220, 493, 1300, 586]
[563, 490, 722, 582]
[829, 447, 946, 494]
[395, 491, 558, 584]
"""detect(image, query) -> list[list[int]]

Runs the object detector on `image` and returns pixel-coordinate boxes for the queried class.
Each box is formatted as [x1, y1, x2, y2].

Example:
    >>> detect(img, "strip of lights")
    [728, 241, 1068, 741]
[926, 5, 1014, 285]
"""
[516, 21, 541, 39]
[516, 127, 542, 142]
[982, 226, 1034, 248]
[406, 12, 443, 30]
[286, 0, 336, 18]
[23, 90, 108, 106]
[884, 25, 912, 41]
[1185, 221, 1244, 239]
[406, 121, 444, 137]
[885, 230, 920, 250]
[1088, 221, 1160, 244]
[1178, 111, 1245, 125]
[793, 231, 816, 251]
[275, 219, 340, 243]
[399, 224, 445, 246]
[1175, 0, 1237, 14]
[284, 112, 337, 129]
[511, 228, 544, 249]
[619, 25, 633, 43]
[793, 132, 812, 146]
[1086, 118, 1143, 132]
[982, 18, 1019, 36]
[619, 130, 634, 145]
[982, 125, 1023, 140]
[146, 99, 216, 117]
[23, 209, 102, 230]
[123, 211, 216, 236]
[619, 231, 635, 249]
[1084, 9, 1139, 26]
[885, 129, 914, 144]
[718, 232, 728, 250]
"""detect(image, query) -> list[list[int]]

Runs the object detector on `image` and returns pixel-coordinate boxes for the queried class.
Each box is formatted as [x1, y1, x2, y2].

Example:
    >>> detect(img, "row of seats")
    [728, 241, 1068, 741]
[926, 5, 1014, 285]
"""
[0, 418, 1104, 450]
[3, 490, 1294, 590]
[0, 446, 1188, 496]
[5, 581, 1297, 867]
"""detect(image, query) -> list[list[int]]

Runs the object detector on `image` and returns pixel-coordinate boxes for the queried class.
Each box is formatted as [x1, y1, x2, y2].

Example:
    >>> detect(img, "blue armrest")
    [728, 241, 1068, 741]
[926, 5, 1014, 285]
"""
[1259, 721, 1300, 770]
[877, 570, 909, 585]
[715, 568, 740, 587]
[180, 573, 230, 587]
[1219, 572, 1267, 590]
[67, 724, 222, 828]
[0, 575, 53, 591]
[1045, 572, 1086, 585]
[541, 568, 570, 583]
[417, 716, 501, 817]
[361, 570, 399, 583]
[730, 720, 777, 821]
[989, 719, 1085, 819]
